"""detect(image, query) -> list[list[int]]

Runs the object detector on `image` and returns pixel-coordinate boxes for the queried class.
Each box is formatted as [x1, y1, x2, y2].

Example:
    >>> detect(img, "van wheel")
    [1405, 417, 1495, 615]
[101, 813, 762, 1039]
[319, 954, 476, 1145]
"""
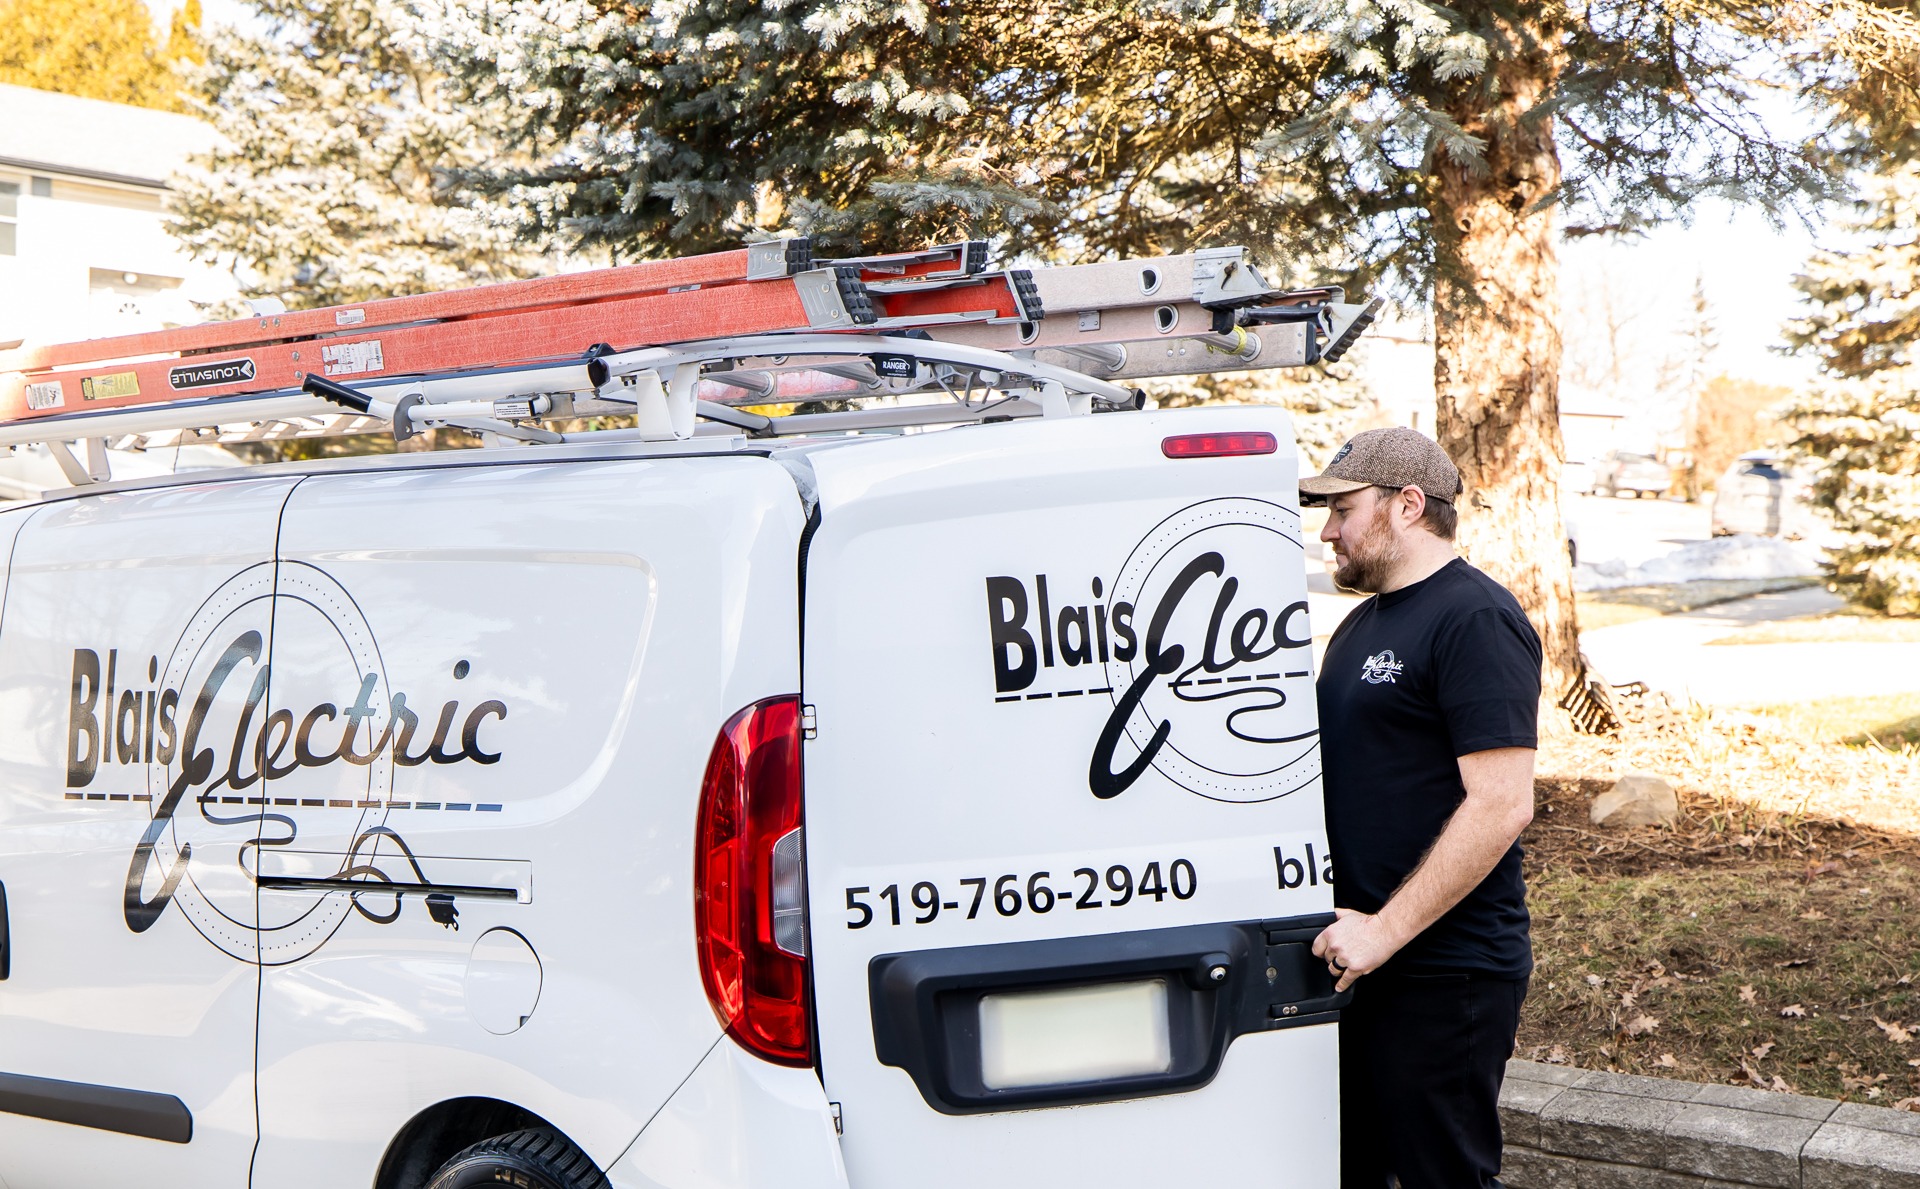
[425, 1127, 610, 1189]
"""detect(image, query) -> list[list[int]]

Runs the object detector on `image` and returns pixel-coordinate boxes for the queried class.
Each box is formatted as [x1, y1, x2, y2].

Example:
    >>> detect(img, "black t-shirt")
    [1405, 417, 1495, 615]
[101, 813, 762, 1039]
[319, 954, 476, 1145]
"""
[1317, 557, 1541, 977]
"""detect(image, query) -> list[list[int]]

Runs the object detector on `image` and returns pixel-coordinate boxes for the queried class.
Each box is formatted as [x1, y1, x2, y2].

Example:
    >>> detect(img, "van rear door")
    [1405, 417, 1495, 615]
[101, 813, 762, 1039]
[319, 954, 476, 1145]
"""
[798, 408, 1341, 1187]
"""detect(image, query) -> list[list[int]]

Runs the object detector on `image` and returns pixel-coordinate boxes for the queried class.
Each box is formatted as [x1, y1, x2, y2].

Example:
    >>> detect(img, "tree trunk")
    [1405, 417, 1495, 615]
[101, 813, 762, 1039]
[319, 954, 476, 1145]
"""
[1429, 27, 1584, 714]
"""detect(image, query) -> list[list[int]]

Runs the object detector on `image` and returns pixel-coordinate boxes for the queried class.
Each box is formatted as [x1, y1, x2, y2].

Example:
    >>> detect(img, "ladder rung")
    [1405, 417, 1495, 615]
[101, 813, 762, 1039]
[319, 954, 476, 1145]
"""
[833, 240, 989, 283]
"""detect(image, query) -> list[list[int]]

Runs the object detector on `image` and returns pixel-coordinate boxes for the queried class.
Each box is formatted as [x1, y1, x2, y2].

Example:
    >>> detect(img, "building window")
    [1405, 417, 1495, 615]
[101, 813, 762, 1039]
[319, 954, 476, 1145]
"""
[0, 181, 17, 256]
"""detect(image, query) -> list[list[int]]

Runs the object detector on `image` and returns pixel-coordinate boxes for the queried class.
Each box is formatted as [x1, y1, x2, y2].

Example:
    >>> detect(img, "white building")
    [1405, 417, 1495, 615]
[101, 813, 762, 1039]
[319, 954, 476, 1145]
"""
[0, 83, 238, 349]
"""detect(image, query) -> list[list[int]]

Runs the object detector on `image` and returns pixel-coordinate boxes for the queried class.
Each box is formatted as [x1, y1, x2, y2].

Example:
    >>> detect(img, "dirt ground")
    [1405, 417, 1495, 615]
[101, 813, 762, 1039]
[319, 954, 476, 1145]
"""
[1519, 695, 1920, 1105]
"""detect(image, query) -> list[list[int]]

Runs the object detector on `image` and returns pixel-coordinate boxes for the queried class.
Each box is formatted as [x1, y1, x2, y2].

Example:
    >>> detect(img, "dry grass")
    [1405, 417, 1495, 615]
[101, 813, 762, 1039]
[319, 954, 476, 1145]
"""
[1725, 694, 1920, 751]
[1540, 694, 1920, 836]
[1524, 693, 1920, 1102]
[1577, 578, 1823, 631]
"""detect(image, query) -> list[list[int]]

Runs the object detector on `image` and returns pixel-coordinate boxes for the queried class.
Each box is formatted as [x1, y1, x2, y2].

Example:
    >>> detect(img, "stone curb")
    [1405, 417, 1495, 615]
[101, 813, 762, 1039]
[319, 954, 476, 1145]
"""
[1499, 1060, 1920, 1189]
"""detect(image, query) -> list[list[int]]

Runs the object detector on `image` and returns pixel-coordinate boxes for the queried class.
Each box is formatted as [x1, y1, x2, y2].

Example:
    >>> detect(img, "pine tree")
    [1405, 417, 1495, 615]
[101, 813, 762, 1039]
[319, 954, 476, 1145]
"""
[420, 0, 1920, 700]
[167, 0, 538, 311]
[0, 0, 193, 110]
[1780, 165, 1920, 616]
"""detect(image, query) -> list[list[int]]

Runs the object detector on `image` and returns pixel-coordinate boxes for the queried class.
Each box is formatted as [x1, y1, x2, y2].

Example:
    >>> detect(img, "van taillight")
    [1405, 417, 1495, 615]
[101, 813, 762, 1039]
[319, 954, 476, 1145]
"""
[695, 696, 811, 1066]
[1161, 432, 1278, 458]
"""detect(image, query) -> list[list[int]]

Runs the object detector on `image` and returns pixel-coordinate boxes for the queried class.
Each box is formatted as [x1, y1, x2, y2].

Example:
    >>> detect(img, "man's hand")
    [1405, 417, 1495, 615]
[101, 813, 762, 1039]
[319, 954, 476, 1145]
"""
[1312, 908, 1403, 993]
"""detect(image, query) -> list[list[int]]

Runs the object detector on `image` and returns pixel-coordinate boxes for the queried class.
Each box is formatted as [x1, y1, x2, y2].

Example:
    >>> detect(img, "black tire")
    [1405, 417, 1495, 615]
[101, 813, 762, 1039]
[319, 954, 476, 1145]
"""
[426, 1127, 610, 1189]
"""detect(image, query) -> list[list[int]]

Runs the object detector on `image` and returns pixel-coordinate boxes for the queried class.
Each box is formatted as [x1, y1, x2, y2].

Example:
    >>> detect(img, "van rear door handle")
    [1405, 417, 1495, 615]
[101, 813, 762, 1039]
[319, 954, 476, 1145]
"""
[0, 879, 10, 980]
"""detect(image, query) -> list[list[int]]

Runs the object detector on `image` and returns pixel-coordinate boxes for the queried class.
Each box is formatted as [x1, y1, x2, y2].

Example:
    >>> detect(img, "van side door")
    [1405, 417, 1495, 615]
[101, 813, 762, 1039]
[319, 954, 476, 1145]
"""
[250, 457, 806, 1188]
[0, 479, 298, 1188]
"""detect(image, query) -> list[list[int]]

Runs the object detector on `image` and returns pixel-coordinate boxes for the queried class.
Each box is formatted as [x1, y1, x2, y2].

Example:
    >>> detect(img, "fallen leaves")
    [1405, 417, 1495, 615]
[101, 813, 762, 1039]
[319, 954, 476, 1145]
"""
[1782, 1004, 1808, 1018]
[1738, 1061, 1796, 1093]
[1655, 1053, 1679, 1069]
[1739, 984, 1757, 1005]
[1751, 1041, 1776, 1060]
[1839, 1063, 1891, 1098]
[1800, 909, 1831, 922]
[1874, 1017, 1914, 1044]
[1775, 957, 1813, 969]
[1624, 1015, 1661, 1037]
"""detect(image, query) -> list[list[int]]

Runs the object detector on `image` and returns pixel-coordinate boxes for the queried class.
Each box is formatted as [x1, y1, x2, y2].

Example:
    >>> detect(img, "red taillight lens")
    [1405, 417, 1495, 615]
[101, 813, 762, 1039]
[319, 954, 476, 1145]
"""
[694, 696, 811, 1066]
[1161, 431, 1278, 458]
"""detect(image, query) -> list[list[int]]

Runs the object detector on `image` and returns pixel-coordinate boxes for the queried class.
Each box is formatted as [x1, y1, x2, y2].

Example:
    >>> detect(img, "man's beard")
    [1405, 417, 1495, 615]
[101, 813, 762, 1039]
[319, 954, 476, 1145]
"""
[1332, 514, 1405, 593]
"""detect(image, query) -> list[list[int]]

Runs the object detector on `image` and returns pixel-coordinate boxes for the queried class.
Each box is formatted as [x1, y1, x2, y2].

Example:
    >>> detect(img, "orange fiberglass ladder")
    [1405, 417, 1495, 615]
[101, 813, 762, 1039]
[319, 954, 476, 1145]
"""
[0, 238, 1380, 465]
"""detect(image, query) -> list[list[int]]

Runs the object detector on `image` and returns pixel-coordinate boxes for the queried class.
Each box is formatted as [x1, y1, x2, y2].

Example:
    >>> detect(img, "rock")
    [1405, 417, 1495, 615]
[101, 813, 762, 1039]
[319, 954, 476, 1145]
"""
[1590, 772, 1679, 828]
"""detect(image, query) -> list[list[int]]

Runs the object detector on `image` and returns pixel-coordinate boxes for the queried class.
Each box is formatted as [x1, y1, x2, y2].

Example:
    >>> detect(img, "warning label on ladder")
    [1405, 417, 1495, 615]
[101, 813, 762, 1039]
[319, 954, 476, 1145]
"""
[25, 381, 62, 410]
[81, 372, 140, 401]
[323, 340, 385, 377]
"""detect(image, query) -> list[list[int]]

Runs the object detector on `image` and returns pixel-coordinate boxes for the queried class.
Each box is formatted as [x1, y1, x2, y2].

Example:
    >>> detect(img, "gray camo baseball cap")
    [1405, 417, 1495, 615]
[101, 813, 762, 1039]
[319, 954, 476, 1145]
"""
[1299, 427, 1464, 506]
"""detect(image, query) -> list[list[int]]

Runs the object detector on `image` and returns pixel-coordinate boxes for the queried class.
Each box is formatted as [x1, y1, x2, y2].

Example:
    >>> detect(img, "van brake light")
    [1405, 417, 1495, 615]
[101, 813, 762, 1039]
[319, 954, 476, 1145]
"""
[1161, 432, 1277, 458]
[695, 696, 811, 1066]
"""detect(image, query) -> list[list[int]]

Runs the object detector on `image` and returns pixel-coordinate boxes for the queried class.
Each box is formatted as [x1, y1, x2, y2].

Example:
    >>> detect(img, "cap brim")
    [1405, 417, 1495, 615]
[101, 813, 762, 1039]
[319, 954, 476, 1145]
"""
[1298, 475, 1373, 497]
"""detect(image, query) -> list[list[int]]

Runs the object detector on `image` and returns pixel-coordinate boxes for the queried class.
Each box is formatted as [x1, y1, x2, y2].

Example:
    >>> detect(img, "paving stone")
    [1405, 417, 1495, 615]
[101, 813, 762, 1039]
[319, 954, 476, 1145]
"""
[1500, 1144, 1581, 1189]
[1502, 1077, 1574, 1148]
[1690, 1082, 1841, 1122]
[1829, 1105, 1920, 1139]
[1573, 1069, 1706, 1103]
[1573, 1163, 1753, 1189]
[1664, 1100, 1824, 1187]
[1509, 1059, 1590, 1088]
[1539, 1087, 1690, 1165]
[1805, 1104, 1920, 1189]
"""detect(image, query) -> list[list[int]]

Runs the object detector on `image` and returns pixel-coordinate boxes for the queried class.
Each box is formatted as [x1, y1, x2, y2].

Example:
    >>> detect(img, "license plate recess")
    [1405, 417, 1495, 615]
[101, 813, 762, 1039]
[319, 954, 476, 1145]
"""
[869, 913, 1345, 1114]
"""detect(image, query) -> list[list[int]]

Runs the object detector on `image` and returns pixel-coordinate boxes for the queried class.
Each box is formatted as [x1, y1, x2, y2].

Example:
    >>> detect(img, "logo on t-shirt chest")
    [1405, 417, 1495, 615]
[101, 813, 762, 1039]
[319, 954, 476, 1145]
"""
[1359, 650, 1405, 685]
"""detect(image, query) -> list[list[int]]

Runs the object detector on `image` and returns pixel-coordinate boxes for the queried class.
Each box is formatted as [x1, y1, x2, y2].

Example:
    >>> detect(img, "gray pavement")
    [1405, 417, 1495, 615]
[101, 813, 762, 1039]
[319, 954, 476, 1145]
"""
[1578, 584, 1920, 707]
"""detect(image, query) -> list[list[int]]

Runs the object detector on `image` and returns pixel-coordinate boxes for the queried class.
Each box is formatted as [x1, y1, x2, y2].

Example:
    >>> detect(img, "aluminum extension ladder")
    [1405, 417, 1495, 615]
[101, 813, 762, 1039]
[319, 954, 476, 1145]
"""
[0, 238, 1380, 479]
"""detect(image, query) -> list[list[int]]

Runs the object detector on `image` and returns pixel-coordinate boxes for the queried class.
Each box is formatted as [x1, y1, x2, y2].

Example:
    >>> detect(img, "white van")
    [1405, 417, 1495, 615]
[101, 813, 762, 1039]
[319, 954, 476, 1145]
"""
[0, 378, 1342, 1187]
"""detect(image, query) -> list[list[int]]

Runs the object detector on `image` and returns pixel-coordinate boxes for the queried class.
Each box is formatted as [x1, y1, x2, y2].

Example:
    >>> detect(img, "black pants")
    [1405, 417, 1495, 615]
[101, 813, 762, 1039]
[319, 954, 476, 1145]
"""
[1338, 972, 1529, 1189]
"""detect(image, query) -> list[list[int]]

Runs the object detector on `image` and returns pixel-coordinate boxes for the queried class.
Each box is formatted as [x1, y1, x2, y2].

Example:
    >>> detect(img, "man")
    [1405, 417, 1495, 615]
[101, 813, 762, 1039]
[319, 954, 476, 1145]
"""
[1301, 427, 1541, 1189]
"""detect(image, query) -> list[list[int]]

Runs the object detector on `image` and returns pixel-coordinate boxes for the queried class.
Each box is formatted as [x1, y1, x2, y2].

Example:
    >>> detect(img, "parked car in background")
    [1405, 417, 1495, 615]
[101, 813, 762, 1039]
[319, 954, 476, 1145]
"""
[1594, 450, 1671, 499]
[1712, 451, 1815, 538]
[1562, 457, 1596, 496]
[0, 441, 245, 501]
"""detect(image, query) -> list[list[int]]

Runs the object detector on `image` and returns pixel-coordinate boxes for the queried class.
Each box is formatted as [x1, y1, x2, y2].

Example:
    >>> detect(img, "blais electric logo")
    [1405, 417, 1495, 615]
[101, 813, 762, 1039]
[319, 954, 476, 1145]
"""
[64, 561, 511, 964]
[985, 498, 1322, 804]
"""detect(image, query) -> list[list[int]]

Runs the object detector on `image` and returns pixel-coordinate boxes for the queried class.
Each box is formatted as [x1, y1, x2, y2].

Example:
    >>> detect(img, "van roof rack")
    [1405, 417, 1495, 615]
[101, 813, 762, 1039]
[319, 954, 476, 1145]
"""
[0, 240, 1380, 479]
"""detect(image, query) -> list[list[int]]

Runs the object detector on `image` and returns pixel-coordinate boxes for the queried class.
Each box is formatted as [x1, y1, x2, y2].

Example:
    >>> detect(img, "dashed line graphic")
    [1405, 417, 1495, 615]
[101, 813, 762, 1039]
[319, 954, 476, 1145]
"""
[995, 685, 1116, 703]
[1164, 671, 1313, 690]
[66, 792, 503, 813]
